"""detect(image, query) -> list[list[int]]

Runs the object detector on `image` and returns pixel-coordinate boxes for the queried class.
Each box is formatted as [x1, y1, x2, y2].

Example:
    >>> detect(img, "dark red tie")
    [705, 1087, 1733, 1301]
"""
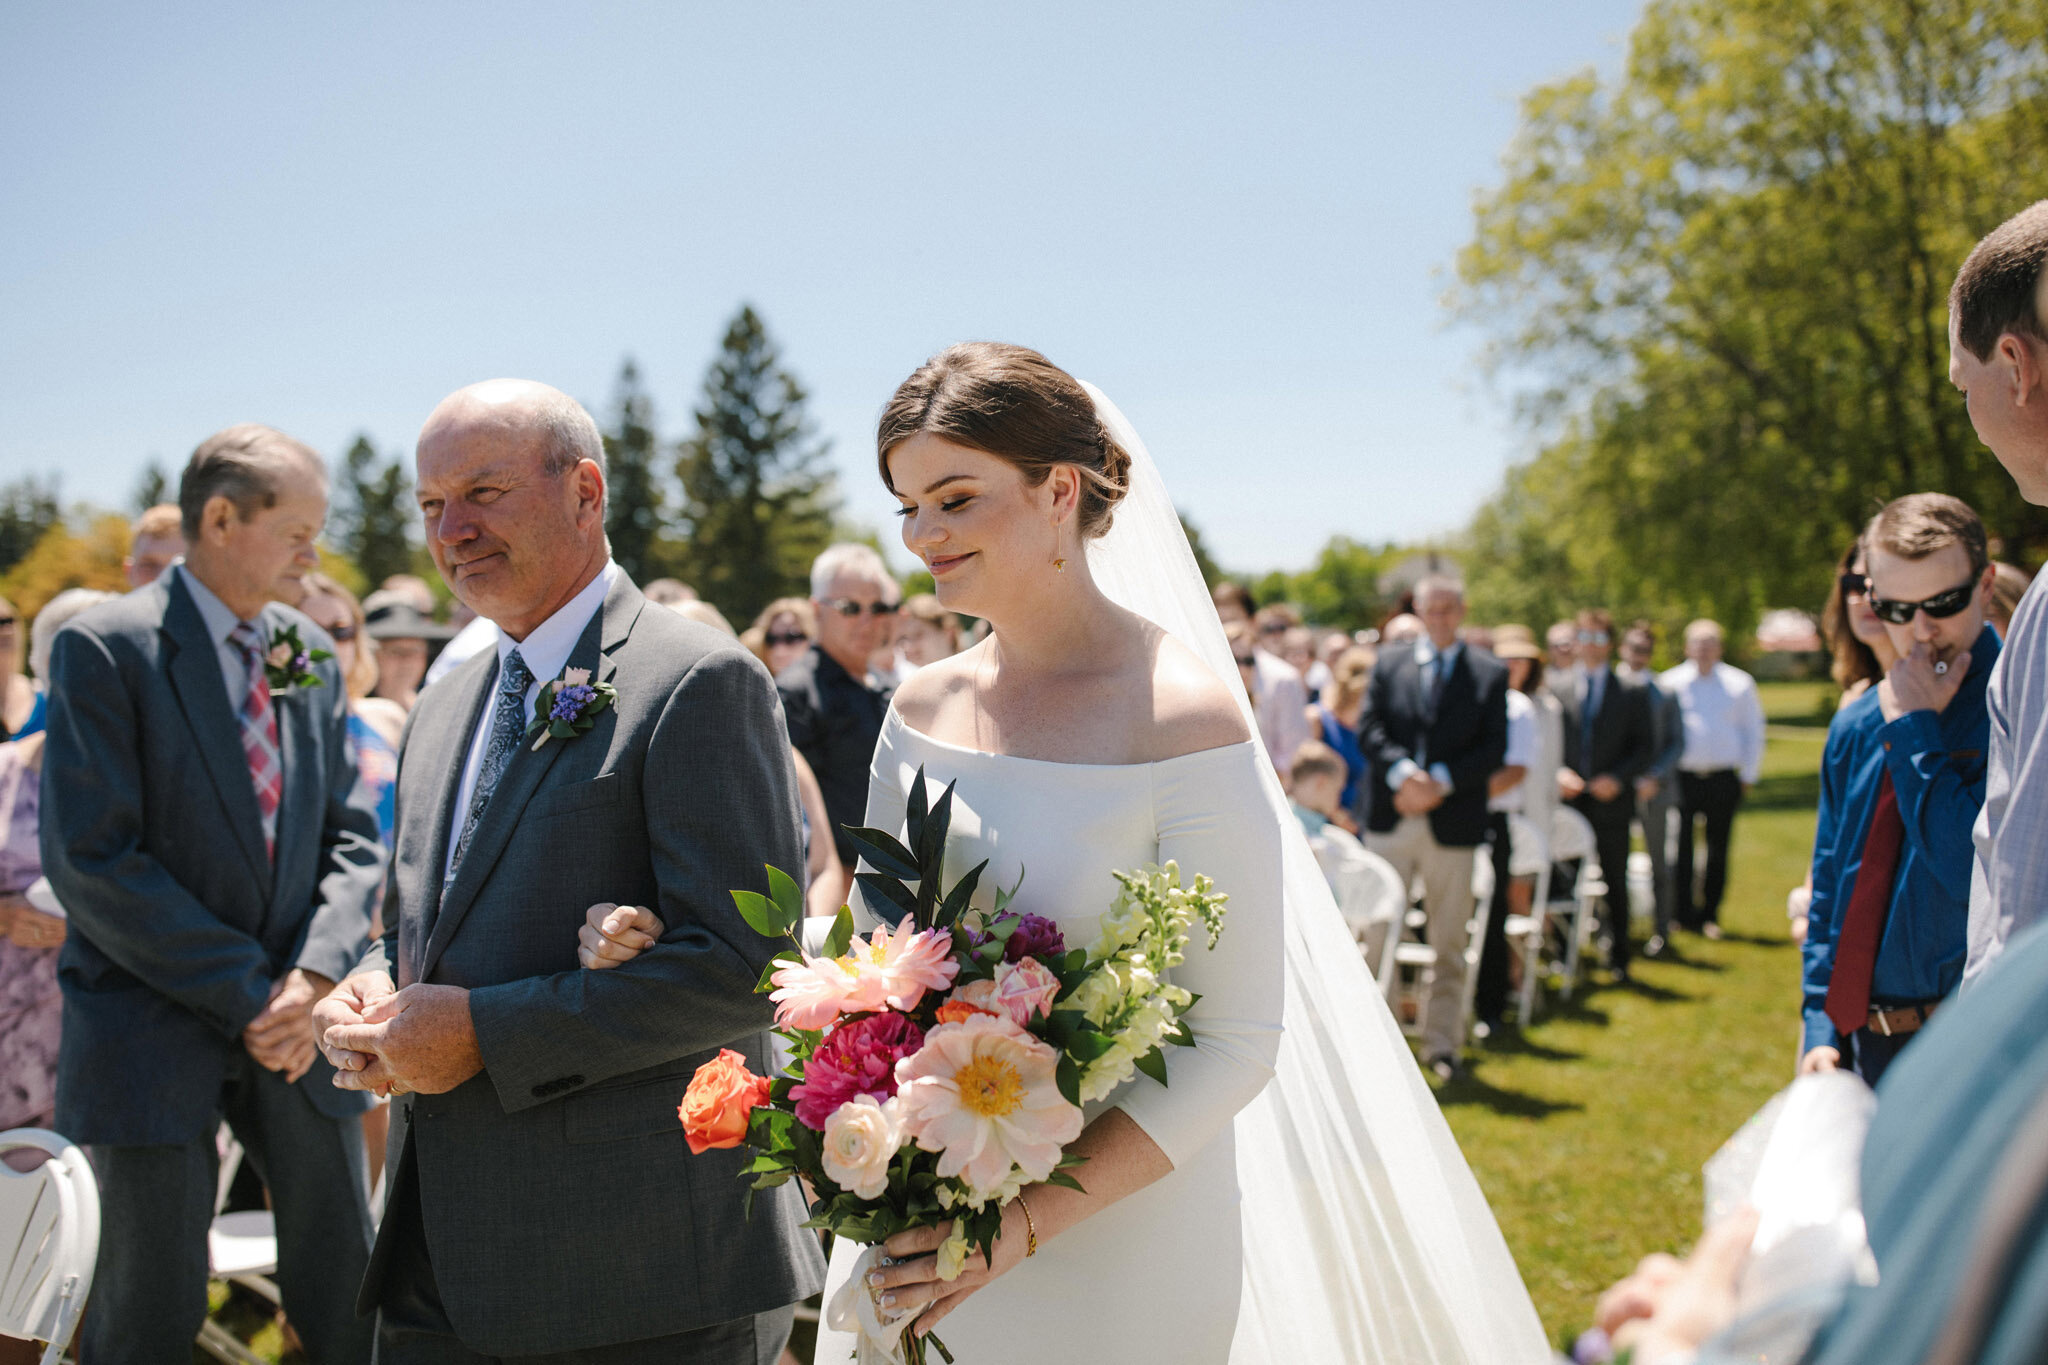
[1825, 769, 1902, 1037]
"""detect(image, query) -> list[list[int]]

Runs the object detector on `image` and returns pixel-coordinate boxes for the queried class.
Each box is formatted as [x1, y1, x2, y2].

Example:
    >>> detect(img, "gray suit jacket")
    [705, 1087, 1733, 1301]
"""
[358, 573, 824, 1355]
[39, 571, 384, 1144]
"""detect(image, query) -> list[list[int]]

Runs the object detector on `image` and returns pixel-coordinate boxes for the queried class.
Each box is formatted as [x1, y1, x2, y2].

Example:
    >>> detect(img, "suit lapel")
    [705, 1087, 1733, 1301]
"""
[401, 653, 497, 986]
[263, 605, 321, 921]
[161, 575, 271, 890]
[419, 575, 645, 981]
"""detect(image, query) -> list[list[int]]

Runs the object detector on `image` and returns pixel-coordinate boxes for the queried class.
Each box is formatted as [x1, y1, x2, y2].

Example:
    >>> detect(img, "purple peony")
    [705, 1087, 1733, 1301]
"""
[998, 912, 1065, 964]
[790, 1011, 925, 1130]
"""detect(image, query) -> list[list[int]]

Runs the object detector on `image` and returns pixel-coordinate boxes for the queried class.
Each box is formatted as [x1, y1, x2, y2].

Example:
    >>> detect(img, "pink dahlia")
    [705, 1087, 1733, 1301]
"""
[791, 1011, 925, 1130]
[894, 1013, 1084, 1198]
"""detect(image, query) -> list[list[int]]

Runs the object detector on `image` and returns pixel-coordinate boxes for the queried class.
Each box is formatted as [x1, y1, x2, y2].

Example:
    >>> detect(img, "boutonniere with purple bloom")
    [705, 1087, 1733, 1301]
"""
[263, 623, 332, 696]
[526, 666, 617, 751]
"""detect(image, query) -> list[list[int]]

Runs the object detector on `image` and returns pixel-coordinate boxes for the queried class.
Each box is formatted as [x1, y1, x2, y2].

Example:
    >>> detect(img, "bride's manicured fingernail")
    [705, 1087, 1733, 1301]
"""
[868, 1271, 885, 1286]
[881, 1293, 896, 1308]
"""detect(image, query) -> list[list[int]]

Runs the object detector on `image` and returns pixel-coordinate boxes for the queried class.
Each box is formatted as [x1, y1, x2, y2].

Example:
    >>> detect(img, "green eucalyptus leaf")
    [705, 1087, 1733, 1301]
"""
[1133, 1045, 1170, 1087]
[823, 904, 855, 960]
[1042, 1169, 1087, 1193]
[731, 890, 781, 938]
[764, 865, 806, 931]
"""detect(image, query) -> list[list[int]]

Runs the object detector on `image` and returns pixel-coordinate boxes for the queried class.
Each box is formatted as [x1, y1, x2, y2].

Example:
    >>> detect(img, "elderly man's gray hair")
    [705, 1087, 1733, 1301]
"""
[533, 392, 607, 481]
[33, 589, 120, 682]
[810, 543, 895, 601]
[1414, 574, 1466, 605]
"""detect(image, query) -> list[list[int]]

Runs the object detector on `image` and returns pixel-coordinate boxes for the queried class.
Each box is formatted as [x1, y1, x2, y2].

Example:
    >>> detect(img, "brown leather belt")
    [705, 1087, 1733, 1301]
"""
[1868, 1002, 1939, 1037]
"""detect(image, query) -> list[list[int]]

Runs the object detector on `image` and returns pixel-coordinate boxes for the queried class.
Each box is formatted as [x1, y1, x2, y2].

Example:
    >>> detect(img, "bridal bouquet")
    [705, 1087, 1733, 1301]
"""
[678, 767, 1227, 1364]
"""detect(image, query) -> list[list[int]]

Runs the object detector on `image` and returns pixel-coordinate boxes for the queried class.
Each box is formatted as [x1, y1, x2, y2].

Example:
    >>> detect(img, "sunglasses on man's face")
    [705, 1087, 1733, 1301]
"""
[1577, 631, 1610, 645]
[765, 631, 809, 647]
[1234, 653, 1257, 668]
[0, 616, 16, 629]
[821, 598, 898, 618]
[1868, 578, 1979, 626]
[324, 624, 358, 643]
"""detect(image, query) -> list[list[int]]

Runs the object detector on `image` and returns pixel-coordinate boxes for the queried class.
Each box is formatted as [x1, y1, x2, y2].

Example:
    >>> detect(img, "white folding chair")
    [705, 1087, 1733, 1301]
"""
[1499, 812, 1554, 1027]
[1306, 831, 1407, 991]
[198, 1132, 280, 1365]
[0, 1129, 99, 1365]
[1390, 862, 1495, 1043]
[1548, 806, 1604, 1001]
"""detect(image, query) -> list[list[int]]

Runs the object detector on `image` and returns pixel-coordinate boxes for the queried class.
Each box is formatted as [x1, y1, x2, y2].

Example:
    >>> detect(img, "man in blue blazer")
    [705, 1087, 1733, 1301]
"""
[41, 425, 386, 1363]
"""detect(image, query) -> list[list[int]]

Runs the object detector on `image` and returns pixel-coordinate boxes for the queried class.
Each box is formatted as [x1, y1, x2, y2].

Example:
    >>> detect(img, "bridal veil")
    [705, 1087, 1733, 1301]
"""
[1082, 383, 1550, 1364]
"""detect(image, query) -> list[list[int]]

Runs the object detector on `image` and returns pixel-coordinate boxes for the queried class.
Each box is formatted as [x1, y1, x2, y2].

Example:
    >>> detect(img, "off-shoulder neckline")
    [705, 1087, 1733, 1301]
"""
[883, 705, 1259, 771]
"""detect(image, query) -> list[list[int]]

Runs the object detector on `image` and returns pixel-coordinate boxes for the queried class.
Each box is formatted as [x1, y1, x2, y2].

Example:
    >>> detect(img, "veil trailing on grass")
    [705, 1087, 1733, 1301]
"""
[1082, 382, 1550, 1364]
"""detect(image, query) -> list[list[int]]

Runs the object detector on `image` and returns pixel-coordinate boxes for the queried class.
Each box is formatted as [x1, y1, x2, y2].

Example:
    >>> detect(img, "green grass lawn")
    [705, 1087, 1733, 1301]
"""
[1438, 679, 1829, 1348]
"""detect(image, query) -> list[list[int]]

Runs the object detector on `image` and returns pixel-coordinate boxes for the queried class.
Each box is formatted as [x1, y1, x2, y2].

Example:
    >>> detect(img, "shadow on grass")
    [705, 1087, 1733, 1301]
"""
[1698, 929, 1791, 948]
[1433, 1069, 1585, 1119]
[1476, 1029, 1585, 1063]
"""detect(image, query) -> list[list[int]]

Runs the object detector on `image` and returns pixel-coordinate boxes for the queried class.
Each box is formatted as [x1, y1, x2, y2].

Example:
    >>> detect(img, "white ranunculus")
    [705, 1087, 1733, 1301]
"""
[819, 1094, 905, 1199]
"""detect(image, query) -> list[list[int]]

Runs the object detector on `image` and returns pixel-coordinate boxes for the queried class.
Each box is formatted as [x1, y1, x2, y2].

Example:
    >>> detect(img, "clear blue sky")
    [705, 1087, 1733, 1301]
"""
[0, 2, 1640, 576]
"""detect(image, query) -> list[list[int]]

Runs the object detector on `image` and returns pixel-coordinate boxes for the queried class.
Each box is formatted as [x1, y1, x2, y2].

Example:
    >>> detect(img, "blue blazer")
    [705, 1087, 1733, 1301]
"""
[39, 571, 385, 1144]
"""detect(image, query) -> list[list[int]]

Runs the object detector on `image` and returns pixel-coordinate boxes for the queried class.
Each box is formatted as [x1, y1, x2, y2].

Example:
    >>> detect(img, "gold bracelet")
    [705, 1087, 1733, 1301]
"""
[1014, 1191, 1039, 1257]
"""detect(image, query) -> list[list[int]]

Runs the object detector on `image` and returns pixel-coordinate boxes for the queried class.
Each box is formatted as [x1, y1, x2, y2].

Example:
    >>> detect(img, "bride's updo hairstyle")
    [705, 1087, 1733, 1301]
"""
[877, 342, 1133, 538]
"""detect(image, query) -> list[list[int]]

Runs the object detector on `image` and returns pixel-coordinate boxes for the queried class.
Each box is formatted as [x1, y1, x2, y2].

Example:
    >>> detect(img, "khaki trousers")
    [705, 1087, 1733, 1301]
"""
[1368, 815, 1478, 1059]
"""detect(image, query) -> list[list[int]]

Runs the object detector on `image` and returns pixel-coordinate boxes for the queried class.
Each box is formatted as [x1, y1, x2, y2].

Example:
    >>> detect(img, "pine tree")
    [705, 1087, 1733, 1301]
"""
[674, 306, 838, 622]
[131, 460, 170, 514]
[0, 479, 62, 578]
[602, 357, 669, 582]
[336, 436, 417, 588]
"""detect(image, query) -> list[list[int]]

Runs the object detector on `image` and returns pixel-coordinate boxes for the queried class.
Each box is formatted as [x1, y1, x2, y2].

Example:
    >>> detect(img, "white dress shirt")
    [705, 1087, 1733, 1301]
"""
[444, 562, 617, 882]
[176, 563, 262, 712]
[1489, 687, 1539, 814]
[1252, 648, 1310, 773]
[1659, 658, 1766, 785]
[1386, 638, 1463, 792]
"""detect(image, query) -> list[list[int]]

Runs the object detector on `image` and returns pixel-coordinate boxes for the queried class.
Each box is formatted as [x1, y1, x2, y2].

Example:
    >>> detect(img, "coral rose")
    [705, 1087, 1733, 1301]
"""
[678, 1048, 772, 1155]
[790, 1011, 924, 1130]
[894, 1013, 1084, 1199]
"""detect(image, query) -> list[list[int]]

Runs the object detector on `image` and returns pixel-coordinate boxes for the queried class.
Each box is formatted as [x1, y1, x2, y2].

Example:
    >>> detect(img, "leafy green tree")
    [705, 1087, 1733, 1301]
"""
[673, 306, 838, 622]
[1244, 536, 1406, 632]
[335, 436, 417, 588]
[1178, 513, 1227, 588]
[1454, 0, 2048, 636]
[603, 357, 672, 582]
[131, 460, 170, 514]
[0, 479, 62, 578]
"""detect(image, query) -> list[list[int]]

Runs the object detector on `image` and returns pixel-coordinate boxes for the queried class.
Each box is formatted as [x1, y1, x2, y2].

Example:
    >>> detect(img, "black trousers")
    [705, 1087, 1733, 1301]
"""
[374, 1140, 795, 1365]
[1677, 769, 1745, 927]
[1573, 795, 1636, 973]
[84, 1054, 374, 1365]
[1475, 811, 1515, 1024]
[1848, 1024, 1917, 1087]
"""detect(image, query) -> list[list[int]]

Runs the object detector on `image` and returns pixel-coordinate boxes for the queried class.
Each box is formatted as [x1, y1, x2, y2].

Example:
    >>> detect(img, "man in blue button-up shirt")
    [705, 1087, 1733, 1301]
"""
[1802, 493, 1999, 1085]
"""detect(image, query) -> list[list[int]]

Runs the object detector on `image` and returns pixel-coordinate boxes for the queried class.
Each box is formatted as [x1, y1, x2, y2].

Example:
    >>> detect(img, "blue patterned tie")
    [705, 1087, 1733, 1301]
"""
[449, 648, 533, 879]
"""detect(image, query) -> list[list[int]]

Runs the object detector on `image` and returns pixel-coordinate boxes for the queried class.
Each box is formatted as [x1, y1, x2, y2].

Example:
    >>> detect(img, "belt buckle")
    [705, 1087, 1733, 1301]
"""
[1873, 1009, 1893, 1038]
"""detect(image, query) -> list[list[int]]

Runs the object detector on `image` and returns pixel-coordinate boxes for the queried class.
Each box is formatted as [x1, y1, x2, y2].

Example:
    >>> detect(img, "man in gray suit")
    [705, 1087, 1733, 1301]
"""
[41, 425, 386, 1363]
[314, 380, 823, 1363]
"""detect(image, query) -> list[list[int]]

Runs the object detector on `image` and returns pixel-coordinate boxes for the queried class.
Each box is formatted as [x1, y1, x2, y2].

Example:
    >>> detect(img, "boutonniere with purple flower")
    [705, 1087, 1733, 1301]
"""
[526, 666, 618, 751]
[264, 623, 332, 696]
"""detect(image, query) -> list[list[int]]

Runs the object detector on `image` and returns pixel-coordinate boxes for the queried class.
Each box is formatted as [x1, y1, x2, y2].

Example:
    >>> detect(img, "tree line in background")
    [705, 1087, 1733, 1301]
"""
[14, 0, 2042, 648]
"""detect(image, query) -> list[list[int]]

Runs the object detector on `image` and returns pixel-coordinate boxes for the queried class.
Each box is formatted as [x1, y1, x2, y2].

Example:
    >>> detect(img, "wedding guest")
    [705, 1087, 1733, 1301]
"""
[1558, 608, 1655, 980]
[1306, 627, 1350, 699]
[895, 593, 964, 671]
[0, 591, 114, 1138]
[1214, 583, 1311, 773]
[866, 575, 905, 687]
[642, 577, 697, 607]
[1824, 539, 1898, 703]
[1305, 645, 1374, 823]
[743, 597, 817, 678]
[1803, 494, 1996, 1084]
[376, 572, 437, 616]
[1280, 625, 1317, 695]
[1226, 618, 1259, 707]
[1380, 613, 1423, 646]
[42, 423, 383, 1362]
[1621, 622, 1684, 955]
[1474, 625, 1553, 1033]
[123, 503, 186, 589]
[1989, 560, 2032, 637]
[0, 600, 42, 742]
[1290, 740, 1396, 967]
[1663, 620, 1766, 940]
[364, 593, 454, 711]
[781, 543, 897, 872]
[1361, 576, 1509, 1078]
[297, 573, 406, 843]
[1544, 619, 1577, 693]
[421, 607, 496, 689]
[672, 599, 737, 635]
[1954, 200, 2048, 984]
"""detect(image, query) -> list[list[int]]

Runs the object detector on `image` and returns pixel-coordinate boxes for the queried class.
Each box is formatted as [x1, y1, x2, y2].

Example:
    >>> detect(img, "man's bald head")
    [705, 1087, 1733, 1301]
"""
[415, 379, 611, 641]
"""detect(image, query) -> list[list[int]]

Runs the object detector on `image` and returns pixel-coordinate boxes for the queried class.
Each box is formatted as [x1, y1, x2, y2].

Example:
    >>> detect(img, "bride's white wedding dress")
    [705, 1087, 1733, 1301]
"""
[814, 385, 1549, 1364]
[810, 712, 1285, 1365]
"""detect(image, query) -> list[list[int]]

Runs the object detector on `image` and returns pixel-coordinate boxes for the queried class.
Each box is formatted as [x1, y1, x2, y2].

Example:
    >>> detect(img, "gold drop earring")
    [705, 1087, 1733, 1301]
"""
[1051, 520, 1066, 573]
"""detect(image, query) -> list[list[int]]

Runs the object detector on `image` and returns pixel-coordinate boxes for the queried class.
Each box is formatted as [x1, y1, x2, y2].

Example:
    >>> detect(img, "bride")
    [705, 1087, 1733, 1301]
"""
[603, 343, 1549, 1362]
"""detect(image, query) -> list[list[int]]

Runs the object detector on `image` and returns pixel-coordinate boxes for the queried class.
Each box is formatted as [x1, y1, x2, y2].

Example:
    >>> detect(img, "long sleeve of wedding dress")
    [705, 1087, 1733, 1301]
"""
[812, 710, 1284, 1364]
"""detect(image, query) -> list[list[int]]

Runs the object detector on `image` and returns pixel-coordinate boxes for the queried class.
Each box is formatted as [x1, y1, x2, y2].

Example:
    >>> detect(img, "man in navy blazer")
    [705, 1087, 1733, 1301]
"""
[41, 426, 385, 1363]
[1361, 576, 1509, 1077]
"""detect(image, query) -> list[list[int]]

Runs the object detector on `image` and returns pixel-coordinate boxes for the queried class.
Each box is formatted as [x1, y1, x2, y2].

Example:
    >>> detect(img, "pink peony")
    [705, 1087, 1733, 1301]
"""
[790, 1011, 925, 1130]
[769, 921, 960, 1030]
[894, 1013, 1084, 1198]
[944, 957, 1060, 1032]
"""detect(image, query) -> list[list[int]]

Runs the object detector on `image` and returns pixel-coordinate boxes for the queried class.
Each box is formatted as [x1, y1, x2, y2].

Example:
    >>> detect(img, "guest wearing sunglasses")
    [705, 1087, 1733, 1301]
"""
[0, 598, 43, 743]
[744, 597, 817, 678]
[778, 543, 898, 875]
[1802, 493, 1997, 1085]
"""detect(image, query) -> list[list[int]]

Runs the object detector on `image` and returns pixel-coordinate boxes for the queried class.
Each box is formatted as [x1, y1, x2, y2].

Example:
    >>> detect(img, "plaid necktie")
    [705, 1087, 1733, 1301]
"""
[449, 648, 534, 879]
[227, 623, 282, 860]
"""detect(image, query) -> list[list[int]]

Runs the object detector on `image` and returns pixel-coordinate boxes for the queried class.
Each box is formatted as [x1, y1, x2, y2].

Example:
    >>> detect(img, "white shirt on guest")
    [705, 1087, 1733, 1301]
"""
[1659, 658, 1766, 785]
[444, 561, 617, 882]
[1252, 648, 1310, 773]
[1489, 688, 1539, 814]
